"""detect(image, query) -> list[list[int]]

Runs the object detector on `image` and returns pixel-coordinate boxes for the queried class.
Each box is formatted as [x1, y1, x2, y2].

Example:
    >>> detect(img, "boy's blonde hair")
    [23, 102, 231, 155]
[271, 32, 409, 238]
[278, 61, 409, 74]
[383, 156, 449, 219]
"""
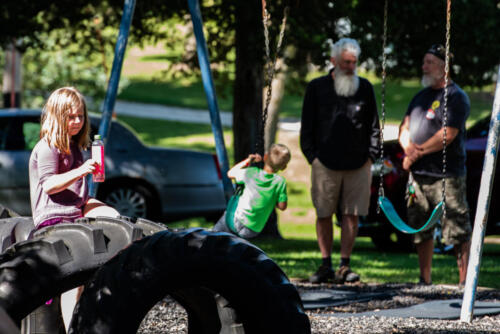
[40, 87, 90, 154]
[267, 143, 291, 172]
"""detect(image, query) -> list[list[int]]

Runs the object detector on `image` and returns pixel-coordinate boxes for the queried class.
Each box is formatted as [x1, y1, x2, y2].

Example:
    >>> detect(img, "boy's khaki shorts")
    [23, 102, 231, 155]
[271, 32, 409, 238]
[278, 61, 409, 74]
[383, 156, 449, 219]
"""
[311, 158, 372, 218]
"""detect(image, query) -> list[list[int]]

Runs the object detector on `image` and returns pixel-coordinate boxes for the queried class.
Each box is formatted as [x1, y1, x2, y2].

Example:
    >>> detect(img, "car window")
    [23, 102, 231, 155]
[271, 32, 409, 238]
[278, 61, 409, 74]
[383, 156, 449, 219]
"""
[3, 118, 25, 150]
[0, 116, 40, 151]
[23, 122, 41, 150]
[467, 117, 490, 138]
[0, 119, 8, 150]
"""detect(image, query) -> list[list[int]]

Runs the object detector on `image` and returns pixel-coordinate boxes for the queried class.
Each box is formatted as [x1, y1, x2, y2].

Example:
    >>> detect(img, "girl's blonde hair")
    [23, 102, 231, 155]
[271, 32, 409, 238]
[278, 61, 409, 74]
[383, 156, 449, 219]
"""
[40, 87, 90, 154]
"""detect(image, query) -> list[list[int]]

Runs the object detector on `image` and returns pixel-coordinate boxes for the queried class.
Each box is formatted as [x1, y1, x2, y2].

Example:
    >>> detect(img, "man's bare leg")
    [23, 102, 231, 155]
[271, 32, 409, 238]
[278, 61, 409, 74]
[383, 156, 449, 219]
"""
[316, 216, 333, 258]
[340, 214, 358, 259]
[416, 238, 434, 284]
[456, 240, 471, 284]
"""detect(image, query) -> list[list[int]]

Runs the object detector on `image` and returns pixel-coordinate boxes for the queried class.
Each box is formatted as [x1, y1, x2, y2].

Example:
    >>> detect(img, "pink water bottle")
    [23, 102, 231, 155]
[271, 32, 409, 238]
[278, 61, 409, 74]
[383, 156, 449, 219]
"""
[92, 134, 105, 182]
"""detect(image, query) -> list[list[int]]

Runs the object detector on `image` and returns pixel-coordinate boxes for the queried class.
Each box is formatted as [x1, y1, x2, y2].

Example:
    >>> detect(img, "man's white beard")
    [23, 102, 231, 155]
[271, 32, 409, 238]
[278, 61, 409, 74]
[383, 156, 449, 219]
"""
[334, 67, 359, 97]
[421, 72, 444, 88]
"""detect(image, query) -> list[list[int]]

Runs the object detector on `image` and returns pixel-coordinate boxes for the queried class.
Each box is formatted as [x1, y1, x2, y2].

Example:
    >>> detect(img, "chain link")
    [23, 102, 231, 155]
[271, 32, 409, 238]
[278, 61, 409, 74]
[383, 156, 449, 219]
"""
[377, 0, 389, 212]
[441, 0, 452, 219]
[258, 1, 288, 154]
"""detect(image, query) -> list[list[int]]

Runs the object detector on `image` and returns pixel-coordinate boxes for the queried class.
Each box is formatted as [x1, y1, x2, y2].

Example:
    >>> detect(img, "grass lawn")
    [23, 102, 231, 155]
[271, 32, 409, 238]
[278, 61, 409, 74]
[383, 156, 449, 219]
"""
[119, 75, 495, 125]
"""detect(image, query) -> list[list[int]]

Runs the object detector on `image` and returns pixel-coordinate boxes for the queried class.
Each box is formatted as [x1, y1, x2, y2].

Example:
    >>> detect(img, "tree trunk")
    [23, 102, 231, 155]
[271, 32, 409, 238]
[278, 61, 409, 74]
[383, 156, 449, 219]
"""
[232, 3, 283, 239]
[2, 43, 22, 108]
[233, 1, 264, 161]
[264, 58, 287, 152]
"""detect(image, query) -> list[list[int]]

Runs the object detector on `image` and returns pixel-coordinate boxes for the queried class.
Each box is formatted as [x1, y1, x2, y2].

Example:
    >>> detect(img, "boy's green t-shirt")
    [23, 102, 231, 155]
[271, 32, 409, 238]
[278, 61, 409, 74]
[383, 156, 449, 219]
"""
[229, 167, 287, 233]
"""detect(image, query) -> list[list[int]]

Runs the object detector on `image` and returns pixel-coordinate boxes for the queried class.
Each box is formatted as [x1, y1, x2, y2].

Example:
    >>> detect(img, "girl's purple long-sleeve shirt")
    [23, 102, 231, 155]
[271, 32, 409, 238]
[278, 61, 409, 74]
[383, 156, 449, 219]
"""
[29, 139, 89, 226]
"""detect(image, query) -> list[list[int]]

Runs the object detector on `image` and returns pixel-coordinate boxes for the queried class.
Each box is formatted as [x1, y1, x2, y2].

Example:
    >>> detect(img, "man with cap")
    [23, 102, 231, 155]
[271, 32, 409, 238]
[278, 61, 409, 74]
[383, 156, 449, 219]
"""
[398, 44, 472, 286]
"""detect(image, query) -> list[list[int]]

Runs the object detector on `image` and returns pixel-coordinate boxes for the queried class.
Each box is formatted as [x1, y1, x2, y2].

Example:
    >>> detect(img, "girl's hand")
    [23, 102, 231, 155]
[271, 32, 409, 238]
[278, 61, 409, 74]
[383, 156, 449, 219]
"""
[79, 159, 99, 177]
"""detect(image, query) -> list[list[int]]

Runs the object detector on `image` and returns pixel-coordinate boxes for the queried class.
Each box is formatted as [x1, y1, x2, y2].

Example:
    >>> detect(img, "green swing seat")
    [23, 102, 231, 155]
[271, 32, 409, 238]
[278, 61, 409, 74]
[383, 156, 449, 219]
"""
[225, 184, 244, 234]
[378, 196, 444, 234]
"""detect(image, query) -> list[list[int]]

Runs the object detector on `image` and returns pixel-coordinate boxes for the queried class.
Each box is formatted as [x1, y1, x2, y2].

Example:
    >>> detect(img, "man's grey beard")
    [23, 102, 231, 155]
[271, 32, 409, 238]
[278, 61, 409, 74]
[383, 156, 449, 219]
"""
[334, 67, 359, 97]
[421, 73, 443, 88]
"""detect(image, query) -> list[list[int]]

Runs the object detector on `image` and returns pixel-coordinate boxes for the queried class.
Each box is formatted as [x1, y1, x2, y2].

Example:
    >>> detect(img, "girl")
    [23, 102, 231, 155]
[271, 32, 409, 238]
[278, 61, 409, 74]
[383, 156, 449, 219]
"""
[29, 86, 119, 227]
[28, 87, 120, 330]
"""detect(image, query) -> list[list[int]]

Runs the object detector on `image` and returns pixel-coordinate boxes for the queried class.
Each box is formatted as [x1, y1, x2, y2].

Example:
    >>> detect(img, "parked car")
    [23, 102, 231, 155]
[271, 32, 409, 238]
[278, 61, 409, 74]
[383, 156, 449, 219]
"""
[0, 109, 226, 221]
[359, 115, 500, 251]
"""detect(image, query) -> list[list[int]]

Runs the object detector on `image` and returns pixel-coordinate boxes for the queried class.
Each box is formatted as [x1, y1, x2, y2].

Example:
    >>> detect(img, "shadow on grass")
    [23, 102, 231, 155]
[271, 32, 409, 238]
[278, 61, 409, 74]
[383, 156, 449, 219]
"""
[252, 235, 500, 287]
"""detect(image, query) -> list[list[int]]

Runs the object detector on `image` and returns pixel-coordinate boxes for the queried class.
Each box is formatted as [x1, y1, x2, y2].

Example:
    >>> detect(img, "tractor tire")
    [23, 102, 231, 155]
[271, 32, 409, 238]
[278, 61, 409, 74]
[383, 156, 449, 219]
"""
[0, 217, 143, 325]
[69, 228, 310, 334]
[0, 217, 35, 253]
[0, 305, 20, 334]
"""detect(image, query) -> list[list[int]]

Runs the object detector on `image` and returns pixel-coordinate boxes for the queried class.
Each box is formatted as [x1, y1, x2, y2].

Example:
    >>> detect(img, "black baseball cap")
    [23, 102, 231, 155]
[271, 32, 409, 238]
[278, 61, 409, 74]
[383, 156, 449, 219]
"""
[426, 44, 454, 62]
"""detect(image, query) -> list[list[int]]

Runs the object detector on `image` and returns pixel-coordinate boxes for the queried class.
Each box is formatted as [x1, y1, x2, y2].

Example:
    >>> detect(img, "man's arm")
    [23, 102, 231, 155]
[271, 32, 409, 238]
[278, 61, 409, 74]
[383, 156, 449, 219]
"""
[416, 127, 459, 155]
[399, 116, 421, 170]
[367, 83, 380, 162]
[300, 81, 317, 164]
[399, 115, 459, 170]
[227, 153, 262, 179]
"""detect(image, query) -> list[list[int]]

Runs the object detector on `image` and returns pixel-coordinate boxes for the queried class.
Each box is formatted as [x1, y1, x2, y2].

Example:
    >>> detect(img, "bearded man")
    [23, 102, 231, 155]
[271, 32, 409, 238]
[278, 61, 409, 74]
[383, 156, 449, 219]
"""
[300, 38, 380, 284]
[399, 44, 471, 286]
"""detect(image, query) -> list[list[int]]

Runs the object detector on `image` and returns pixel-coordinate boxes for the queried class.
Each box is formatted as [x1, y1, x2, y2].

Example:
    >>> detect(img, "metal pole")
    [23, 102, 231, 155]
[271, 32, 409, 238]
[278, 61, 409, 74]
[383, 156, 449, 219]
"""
[460, 65, 500, 323]
[187, 0, 234, 201]
[89, 0, 136, 197]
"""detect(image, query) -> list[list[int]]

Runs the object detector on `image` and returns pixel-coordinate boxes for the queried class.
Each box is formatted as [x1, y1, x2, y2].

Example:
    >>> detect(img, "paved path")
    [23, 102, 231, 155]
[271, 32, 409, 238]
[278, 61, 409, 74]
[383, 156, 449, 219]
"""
[114, 100, 399, 140]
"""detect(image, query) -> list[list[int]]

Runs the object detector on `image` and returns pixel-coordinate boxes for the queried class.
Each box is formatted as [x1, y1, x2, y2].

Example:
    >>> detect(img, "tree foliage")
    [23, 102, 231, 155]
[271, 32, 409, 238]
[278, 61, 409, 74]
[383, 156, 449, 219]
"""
[347, 0, 500, 87]
[2, 0, 499, 138]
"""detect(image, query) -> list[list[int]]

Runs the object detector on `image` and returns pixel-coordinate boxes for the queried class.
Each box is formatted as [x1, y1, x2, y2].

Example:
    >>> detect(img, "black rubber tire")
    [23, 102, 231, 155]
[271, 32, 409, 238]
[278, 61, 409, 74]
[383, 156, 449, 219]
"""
[135, 217, 168, 236]
[74, 216, 143, 255]
[0, 217, 143, 324]
[0, 217, 35, 253]
[69, 228, 310, 334]
[1, 218, 235, 334]
[0, 306, 20, 334]
[20, 296, 65, 334]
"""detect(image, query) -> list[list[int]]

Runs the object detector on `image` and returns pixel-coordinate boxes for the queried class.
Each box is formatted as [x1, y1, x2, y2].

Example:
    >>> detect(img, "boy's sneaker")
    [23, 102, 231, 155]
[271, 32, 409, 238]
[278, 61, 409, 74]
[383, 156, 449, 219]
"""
[309, 265, 334, 283]
[334, 265, 360, 283]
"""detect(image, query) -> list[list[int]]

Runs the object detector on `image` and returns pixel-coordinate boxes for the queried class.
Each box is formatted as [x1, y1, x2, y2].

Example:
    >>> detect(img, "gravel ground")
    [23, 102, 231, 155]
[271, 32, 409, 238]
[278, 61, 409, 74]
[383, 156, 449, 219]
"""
[137, 283, 500, 333]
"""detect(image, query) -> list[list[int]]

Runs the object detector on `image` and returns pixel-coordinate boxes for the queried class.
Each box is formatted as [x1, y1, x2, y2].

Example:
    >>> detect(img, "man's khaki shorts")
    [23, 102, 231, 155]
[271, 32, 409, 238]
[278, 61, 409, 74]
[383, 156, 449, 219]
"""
[311, 158, 372, 218]
[407, 174, 472, 245]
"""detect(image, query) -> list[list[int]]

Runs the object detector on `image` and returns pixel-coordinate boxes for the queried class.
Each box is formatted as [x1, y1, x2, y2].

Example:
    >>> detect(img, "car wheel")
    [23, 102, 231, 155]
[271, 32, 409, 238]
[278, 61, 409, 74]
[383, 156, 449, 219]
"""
[370, 229, 414, 252]
[102, 184, 155, 219]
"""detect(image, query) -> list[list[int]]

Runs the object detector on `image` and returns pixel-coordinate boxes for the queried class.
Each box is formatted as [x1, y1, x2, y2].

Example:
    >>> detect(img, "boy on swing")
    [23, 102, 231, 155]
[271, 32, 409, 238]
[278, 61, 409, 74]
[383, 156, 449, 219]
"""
[213, 143, 291, 239]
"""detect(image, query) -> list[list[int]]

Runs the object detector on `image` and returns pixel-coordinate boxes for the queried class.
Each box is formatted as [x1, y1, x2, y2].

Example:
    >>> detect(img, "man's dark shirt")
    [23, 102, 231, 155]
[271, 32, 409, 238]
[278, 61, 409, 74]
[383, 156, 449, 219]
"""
[405, 82, 470, 177]
[300, 71, 380, 170]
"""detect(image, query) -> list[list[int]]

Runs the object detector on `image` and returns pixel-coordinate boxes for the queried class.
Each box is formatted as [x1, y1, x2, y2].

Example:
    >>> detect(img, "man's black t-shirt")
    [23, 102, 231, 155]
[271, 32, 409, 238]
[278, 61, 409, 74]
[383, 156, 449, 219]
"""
[406, 82, 470, 177]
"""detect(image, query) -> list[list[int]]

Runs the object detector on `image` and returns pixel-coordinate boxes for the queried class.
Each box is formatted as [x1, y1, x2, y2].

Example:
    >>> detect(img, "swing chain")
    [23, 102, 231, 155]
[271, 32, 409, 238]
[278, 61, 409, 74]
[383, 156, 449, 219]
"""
[441, 0, 452, 219]
[377, 0, 389, 213]
[259, 0, 289, 154]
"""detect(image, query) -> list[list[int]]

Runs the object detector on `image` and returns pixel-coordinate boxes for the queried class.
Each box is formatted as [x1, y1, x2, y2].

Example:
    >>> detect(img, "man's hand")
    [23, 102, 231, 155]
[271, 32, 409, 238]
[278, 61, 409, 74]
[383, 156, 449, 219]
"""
[402, 156, 412, 171]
